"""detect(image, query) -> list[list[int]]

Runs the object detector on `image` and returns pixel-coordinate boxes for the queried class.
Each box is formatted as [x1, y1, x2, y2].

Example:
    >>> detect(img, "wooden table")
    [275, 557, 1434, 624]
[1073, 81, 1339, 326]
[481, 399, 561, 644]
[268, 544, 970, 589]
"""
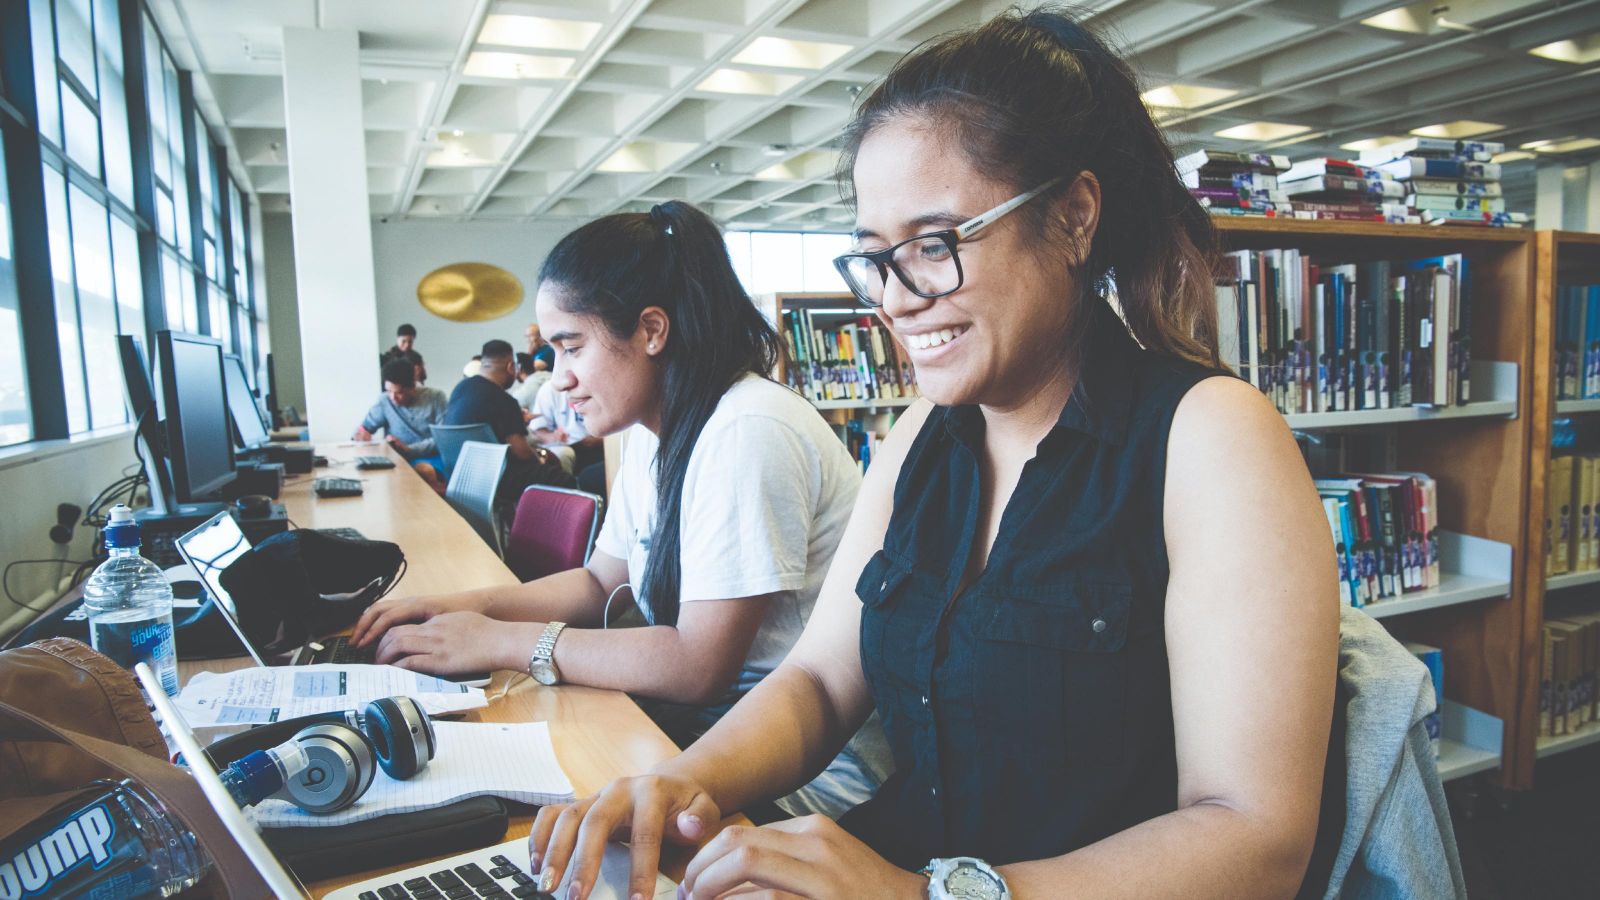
[177, 441, 707, 897]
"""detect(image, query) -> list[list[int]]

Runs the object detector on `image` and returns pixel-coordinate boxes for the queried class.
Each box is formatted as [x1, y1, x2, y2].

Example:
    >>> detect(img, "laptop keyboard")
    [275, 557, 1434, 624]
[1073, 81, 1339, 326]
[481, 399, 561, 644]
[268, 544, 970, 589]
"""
[357, 455, 397, 469]
[361, 857, 551, 900]
[319, 635, 375, 665]
[143, 530, 185, 569]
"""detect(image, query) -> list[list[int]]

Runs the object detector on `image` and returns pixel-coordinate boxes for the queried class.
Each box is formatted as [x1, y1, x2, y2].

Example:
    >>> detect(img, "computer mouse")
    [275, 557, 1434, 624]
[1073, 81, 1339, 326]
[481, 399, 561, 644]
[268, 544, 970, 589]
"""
[233, 494, 272, 517]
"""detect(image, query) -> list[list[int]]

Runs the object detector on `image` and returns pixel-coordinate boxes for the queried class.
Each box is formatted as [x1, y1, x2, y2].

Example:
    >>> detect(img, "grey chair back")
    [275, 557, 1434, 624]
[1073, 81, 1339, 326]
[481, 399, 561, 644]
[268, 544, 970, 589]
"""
[432, 422, 497, 474]
[445, 440, 509, 554]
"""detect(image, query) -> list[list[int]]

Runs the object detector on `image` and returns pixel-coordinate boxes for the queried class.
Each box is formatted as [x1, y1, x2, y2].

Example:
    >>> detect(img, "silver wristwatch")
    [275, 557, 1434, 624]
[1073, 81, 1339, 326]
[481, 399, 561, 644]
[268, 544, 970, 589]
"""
[528, 621, 567, 685]
[922, 857, 1009, 900]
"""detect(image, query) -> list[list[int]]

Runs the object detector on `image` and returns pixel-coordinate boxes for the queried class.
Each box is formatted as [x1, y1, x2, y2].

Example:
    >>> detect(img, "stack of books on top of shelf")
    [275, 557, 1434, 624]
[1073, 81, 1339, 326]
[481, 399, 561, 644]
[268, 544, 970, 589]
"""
[1555, 282, 1600, 400]
[780, 309, 918, 404]
[1356, 137, 1528, 228]
[1176, 150, 1293, 218]
[1315, 473, 1440, 609]
[1406, 642, 1444, 758]
[1214, 250, 1472, 415]
[1279, 157, 1415, 224]
[1544, 454, 1600, 577]
[1540, 615, 1600, 738]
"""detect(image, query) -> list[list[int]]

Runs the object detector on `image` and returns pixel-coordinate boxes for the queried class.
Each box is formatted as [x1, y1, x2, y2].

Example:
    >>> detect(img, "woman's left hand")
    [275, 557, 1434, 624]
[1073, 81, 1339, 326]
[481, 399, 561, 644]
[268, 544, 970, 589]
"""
[679, 815, 926, 900]
[373, 611, 537, 675]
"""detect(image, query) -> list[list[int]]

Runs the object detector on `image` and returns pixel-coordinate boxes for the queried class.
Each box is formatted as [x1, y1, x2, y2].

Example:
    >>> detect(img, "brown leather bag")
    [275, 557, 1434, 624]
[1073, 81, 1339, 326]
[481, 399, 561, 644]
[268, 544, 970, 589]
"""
[0, 638, 273, 898]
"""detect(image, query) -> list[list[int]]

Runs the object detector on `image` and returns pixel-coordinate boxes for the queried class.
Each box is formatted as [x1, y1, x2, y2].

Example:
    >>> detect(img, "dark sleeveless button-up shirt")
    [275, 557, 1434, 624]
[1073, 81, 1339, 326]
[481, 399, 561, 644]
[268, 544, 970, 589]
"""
[839, 304, 1226, 870]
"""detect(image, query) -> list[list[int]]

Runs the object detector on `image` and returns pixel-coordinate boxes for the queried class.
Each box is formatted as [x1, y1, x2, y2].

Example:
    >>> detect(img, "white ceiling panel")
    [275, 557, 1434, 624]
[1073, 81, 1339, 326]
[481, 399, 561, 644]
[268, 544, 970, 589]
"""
[167, 0, 1594, 228]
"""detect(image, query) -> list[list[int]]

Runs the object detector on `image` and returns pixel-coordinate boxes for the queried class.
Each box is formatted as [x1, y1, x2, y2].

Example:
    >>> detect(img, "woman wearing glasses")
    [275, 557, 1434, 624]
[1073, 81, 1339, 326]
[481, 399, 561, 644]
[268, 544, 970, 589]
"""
[535, 9, 1338, 900]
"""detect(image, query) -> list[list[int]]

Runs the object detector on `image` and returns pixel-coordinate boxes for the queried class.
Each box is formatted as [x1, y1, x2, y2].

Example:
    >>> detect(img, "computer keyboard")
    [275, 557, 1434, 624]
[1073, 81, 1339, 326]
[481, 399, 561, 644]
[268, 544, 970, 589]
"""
[142, 529, 185, 569]
[359, 856, 548, 900]
[314, 477, 364, 498]
[355, 455, 396, 470]
[315, 635, 375, 665]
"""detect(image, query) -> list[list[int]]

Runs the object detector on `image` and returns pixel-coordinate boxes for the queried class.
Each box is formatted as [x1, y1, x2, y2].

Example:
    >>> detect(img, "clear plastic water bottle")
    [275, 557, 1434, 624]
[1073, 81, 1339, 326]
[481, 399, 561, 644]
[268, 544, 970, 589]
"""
[83, 505, 178, 696]
[0, 779, 210, 899]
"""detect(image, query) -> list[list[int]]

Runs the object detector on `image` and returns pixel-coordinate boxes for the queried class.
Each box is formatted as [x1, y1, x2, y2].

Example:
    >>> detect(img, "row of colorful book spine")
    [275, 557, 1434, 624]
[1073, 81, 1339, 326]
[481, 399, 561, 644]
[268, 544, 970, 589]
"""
[1215, 250, 1472, 414]
[1541, 615, 1600, 738]
[1543, 454, 1600, 576]
[781, 309, 919, 403]
[1316, 473, 1441, 609]
[1554, 283, 1600, 400]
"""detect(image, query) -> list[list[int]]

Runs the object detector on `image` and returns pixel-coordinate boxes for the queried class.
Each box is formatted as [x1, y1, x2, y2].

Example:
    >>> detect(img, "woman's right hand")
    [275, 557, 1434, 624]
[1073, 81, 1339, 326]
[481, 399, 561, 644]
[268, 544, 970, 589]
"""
[529, 773, 721, 900]
[350, 592, 488, 647]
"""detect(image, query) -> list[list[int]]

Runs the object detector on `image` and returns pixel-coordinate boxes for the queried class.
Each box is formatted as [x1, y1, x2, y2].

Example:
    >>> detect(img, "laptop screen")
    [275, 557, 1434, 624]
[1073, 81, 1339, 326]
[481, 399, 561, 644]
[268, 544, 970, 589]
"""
[176, 511, 266, 665]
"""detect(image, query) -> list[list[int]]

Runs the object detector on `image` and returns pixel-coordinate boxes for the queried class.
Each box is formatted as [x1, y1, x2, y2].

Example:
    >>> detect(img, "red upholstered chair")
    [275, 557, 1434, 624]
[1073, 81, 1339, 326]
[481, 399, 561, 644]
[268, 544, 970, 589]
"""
[506, 485, 604, 583]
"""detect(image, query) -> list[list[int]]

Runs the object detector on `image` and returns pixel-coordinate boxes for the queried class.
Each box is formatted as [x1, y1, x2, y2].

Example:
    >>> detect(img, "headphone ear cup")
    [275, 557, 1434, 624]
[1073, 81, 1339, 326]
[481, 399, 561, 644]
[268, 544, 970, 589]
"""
[281, 723, 376, 814]
[365, 697, 432, 780]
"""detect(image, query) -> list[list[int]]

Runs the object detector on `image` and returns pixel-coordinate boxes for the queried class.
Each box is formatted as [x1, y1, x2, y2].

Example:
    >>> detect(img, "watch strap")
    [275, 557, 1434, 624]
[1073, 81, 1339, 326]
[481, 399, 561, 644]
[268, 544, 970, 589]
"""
[528, 621, 567, 677]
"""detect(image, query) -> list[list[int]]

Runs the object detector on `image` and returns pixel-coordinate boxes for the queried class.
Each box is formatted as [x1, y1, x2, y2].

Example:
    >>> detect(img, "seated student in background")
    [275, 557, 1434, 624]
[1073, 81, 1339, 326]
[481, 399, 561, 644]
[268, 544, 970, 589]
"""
[443, 340, 568, 493]
[355, 358, 447, 486]
[526, 11, 1339, 900]
[352, 200, 886, 820]
[525, 322, 555, 372]
[510, 351, 551, 414]
[527, 378, 601, 475]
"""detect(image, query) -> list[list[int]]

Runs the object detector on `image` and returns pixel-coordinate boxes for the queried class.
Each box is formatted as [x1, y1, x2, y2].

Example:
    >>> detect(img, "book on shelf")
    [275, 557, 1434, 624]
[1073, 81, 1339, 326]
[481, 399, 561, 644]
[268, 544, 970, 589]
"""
[1176, 149, 1290, 175]
[1356, 137, 1504, 165]
[780, 308, 918, 404]
[1179, 150, 1292, 219]
[1555, 283, 1600, 400]
[1541, 617, 1600, 738]
[1314, 472, 1439, 608]
[1406, 194, 1507, 213]
[1422, 210, 1528, 228]
[1404, 642, 1444, 758]
[1280, 174, 1405, 200]
[1545, 454, 1600, 576]
[1213, 250, 1471, 414]
[1369, 157, 1503, 182]
[1281, 157, 1384, 182]
[1408, 178, 1502, 197]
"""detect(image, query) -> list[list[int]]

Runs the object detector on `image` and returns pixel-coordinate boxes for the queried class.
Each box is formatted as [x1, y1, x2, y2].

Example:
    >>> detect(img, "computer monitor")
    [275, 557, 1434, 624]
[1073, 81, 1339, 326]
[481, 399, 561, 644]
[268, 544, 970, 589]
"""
[118, 334, 177, 514]
[223, 353, 271, 449]
[156, 331, 237, 501]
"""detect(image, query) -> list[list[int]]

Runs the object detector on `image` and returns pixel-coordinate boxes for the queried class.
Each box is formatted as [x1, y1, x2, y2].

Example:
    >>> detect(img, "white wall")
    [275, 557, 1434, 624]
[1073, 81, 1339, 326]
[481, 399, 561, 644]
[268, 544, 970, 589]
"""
[261, 213, 306, 414]
[371, 219, 572, 396]
[0, 436, 145, 639]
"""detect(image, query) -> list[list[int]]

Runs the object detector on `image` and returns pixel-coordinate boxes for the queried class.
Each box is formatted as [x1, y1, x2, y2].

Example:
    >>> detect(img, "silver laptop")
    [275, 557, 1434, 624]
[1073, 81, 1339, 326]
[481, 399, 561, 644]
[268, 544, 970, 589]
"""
[175, 511, 377, 667]
[136, 664, 675, 900]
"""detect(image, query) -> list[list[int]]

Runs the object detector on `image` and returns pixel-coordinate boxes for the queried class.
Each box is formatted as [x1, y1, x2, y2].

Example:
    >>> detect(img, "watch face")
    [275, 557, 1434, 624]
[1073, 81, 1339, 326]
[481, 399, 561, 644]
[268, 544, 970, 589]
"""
[530, 661, 559, 685]
[945, 863, 1004, 900]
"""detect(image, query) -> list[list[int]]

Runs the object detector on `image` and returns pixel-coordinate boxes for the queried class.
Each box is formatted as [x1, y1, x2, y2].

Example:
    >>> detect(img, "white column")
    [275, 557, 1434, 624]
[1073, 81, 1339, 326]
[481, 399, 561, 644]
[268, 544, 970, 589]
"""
[1536, 163, 1566, 232]
[280, 28, 379, 442]
[1586, 161, 1600, 233]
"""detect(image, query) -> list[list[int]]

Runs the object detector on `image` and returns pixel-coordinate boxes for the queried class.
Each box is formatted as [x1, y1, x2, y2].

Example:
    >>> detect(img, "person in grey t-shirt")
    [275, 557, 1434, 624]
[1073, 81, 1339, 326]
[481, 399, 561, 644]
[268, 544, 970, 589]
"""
[355, 358, 448, 465]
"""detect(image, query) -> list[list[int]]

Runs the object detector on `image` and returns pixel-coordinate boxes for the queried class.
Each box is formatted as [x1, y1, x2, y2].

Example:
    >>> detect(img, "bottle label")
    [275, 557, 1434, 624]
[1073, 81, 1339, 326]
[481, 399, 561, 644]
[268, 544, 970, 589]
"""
[0, 802, 117, 898]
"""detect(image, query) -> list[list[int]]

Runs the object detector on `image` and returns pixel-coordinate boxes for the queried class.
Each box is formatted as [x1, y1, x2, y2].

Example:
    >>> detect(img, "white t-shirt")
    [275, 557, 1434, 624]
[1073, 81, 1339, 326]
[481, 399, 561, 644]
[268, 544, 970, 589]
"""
[528, 380, 589, 443]
[594, 373, 860, 678]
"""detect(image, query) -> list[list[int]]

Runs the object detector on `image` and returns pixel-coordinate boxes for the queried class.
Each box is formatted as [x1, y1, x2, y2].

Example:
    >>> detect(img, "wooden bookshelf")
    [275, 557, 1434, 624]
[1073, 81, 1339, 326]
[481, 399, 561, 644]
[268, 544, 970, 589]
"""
[1214, 217, 1535, 789]
[1517, 230, 1600, 777]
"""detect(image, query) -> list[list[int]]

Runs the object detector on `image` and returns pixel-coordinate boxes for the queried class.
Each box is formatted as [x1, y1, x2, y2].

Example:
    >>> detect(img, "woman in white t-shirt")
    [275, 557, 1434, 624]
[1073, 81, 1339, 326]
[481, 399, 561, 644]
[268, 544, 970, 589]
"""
[351, 200, 884, 818]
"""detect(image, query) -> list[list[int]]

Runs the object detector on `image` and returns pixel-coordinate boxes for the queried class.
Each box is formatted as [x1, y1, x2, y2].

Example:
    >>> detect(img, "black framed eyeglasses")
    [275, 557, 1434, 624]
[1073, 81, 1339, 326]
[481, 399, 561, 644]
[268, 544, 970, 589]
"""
[832, 177, 1063, 308]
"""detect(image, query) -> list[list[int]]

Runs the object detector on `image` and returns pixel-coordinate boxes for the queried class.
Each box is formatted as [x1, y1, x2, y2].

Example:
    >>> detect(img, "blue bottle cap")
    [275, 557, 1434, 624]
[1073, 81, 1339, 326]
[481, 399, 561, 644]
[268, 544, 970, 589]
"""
[104, 505, 140, 550]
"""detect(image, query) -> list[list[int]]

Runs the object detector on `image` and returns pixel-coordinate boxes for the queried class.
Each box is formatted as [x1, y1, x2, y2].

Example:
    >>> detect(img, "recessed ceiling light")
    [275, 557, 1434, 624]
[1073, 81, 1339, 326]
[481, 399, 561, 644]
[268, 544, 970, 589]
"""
[1532, 137, 1600, 154]
[1409, 120, 1503, 139]
[597, 146, 654, 173]
[696, 69, 802, 96]
[452, 129, 464, 137]
[1141, 84, 1237, 109]
[1339, 136, 1408, 152]
[1491, 151, 1536, 163]
[731, 36, 852, 70]
[1361, 6, 1427, 33]
[1214, 122, 1311, 142]
[1528, 34, 1600, 65]
[477, 15, 601, 52]
[463, 51, 573, 80]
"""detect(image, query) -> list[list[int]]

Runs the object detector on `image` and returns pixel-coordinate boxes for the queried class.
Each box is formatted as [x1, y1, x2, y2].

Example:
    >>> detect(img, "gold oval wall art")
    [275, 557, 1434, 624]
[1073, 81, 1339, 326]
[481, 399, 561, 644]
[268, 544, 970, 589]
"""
[417, 262, 524, 323]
